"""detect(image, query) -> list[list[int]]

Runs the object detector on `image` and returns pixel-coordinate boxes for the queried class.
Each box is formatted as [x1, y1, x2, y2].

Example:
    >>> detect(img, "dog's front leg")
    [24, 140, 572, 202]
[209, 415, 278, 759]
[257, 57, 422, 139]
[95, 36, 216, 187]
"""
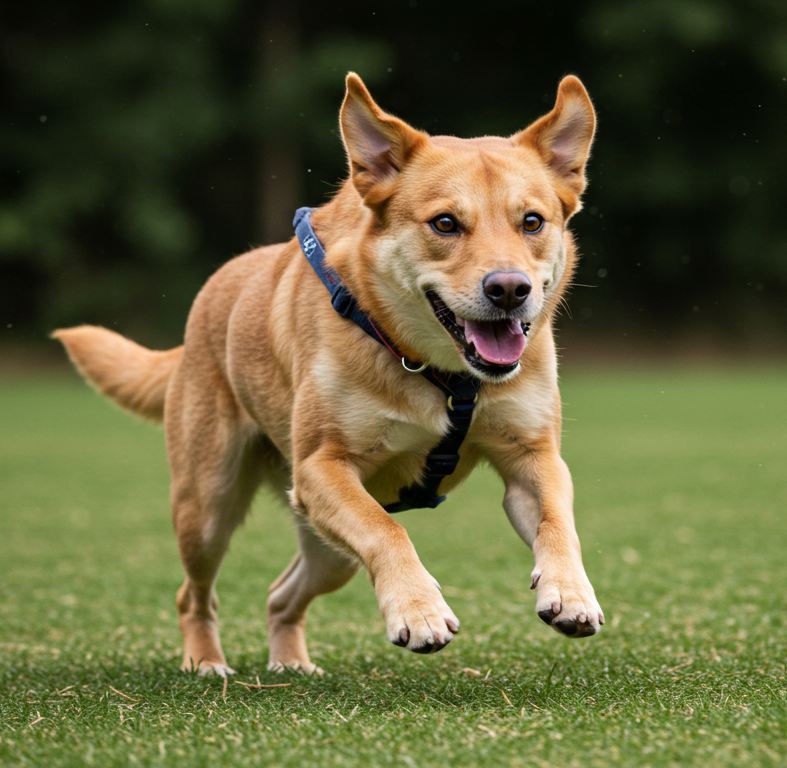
[293, 444, 460, 653]
[493, 444, 604, 637]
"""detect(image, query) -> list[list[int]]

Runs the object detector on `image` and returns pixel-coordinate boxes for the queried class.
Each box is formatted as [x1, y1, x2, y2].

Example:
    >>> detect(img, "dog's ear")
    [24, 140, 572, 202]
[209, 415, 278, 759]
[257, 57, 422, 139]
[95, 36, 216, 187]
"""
[515, 75, 596, 205]
[340, 73, 427, 203]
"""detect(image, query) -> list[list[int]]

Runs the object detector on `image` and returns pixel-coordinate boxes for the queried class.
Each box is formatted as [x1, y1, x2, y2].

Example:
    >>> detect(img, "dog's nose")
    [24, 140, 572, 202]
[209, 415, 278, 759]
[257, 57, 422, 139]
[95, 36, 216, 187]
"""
[482, 271, 532, 311]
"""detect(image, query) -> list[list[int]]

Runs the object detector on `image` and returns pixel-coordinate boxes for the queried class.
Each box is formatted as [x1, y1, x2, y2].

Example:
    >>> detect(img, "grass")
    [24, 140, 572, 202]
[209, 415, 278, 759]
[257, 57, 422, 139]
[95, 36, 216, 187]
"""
[1, 365, 785, 767]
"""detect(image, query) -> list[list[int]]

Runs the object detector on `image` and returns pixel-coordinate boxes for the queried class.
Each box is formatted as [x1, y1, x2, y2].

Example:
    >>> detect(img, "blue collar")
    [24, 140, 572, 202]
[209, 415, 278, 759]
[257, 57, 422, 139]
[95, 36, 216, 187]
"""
[293, 206, 481, 513]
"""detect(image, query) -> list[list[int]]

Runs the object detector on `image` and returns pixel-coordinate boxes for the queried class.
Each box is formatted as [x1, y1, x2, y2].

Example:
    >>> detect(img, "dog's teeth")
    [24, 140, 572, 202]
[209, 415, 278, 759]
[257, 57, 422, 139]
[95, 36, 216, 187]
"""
[456, 316, 465, 328]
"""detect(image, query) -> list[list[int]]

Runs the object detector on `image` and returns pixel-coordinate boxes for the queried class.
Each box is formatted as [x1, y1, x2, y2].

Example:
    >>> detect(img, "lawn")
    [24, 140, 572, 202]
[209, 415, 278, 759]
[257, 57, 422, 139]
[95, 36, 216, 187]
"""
[1, 365, 785, 767]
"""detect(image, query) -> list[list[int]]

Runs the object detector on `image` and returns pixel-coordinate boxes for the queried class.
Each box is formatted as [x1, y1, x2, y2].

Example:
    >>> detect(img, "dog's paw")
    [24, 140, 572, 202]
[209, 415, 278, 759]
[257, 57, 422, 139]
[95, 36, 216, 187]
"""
[267, 659, 324, 676]
[181, 659, 236, 677]
[377, 569, 460, 654]
[530, 566, 604, 638]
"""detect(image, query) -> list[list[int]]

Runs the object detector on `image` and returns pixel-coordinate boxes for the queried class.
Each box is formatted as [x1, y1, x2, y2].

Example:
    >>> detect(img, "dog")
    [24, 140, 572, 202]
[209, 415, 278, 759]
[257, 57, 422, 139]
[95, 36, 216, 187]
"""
[54, 73, 604, 676]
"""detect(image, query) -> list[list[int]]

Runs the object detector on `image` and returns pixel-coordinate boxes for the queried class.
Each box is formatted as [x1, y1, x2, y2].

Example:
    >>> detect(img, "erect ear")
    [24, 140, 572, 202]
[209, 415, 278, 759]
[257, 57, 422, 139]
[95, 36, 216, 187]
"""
[515, 75, 596, 204]
[339, 73, 427, 203]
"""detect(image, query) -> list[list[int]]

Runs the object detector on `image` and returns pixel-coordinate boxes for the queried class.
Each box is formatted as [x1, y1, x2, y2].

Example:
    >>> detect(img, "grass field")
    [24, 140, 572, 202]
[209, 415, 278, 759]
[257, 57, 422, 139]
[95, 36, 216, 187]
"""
[1, 366, 785, 767]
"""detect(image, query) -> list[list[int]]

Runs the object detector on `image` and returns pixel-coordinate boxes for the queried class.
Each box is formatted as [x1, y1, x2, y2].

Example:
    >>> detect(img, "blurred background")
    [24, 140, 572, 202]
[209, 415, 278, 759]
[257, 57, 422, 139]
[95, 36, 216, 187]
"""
[2, 0, 786, 360]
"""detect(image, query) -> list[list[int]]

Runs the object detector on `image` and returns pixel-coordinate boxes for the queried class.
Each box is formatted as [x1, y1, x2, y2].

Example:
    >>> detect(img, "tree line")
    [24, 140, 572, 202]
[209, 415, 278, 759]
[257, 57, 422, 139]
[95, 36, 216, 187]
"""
[2, 0, 785, 348]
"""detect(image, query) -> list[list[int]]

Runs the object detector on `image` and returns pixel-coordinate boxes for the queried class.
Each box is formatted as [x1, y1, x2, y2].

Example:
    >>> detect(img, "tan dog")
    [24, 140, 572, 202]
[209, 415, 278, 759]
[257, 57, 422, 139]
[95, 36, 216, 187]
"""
[55, 73, 604, 676]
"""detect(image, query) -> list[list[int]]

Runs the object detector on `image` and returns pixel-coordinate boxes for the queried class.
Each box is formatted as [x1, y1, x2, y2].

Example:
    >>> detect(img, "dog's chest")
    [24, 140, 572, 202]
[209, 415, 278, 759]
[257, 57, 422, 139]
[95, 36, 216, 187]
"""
[346, 394, 485, 504]
[336, 388, 448, 459]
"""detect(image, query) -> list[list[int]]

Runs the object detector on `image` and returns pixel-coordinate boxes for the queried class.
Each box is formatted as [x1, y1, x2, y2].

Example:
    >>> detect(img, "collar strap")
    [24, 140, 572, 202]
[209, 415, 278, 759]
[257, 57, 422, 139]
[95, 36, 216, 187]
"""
[294, 206, 481, 513]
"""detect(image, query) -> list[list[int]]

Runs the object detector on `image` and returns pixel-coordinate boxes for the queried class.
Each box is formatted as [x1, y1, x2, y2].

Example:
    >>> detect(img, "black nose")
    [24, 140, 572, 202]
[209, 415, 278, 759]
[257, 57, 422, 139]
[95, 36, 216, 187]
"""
[483, 271, 532, 311]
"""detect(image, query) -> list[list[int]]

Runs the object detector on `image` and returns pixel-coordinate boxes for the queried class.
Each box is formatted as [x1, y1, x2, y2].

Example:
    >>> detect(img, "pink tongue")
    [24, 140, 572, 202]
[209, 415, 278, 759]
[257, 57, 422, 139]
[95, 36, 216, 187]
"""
[463, 318, 527, 365]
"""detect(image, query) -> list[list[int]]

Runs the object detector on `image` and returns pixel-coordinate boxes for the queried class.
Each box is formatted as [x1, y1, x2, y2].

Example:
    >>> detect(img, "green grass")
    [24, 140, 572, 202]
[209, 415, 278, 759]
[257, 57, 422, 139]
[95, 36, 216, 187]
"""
[1, 366, 785, 767]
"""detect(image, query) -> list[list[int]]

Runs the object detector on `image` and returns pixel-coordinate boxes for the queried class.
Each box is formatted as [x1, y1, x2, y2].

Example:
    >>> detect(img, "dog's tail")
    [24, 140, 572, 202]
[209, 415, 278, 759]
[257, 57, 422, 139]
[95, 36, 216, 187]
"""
[52, 325, 183, 423]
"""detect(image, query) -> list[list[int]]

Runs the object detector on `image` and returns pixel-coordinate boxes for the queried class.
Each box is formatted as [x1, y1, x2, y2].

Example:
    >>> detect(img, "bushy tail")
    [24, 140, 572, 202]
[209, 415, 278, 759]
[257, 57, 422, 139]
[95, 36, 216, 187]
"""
[52, 325, 183, 422]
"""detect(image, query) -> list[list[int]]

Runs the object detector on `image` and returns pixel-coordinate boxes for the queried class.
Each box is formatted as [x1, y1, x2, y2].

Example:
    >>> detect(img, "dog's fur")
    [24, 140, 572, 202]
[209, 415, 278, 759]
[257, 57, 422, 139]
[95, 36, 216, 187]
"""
[55, 74, 604, 676]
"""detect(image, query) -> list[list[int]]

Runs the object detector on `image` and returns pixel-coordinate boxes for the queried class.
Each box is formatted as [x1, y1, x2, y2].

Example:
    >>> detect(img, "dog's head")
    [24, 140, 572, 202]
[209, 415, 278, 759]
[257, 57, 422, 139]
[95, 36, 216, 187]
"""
[339, 74, 595, 382]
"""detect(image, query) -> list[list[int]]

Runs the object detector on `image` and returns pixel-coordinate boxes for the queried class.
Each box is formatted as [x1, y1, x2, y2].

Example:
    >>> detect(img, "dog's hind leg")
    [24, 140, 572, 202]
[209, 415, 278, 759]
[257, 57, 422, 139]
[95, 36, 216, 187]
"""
[167, 370, 264, 677]
[266, 519, 359, 674]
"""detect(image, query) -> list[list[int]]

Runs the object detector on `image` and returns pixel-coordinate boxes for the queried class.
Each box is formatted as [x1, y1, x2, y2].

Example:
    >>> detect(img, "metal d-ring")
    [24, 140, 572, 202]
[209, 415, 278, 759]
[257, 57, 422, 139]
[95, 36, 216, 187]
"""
[401, 357, 427, 374]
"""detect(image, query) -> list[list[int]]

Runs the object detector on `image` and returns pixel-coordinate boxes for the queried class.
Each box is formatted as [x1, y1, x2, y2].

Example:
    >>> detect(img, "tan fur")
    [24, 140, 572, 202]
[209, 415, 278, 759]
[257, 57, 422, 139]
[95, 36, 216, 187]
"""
[55, 73, 604, 675]
[52, 325, 183, 422]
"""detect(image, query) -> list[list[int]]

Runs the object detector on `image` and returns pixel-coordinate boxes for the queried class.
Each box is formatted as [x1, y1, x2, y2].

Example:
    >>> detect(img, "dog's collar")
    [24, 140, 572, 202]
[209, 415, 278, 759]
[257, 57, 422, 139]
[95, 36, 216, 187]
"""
[293, 206, 481, 514]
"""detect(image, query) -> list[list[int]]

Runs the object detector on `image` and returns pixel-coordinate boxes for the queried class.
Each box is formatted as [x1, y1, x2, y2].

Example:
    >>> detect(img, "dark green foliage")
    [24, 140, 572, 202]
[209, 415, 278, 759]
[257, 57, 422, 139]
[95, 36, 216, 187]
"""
[1, 1, 785, 346]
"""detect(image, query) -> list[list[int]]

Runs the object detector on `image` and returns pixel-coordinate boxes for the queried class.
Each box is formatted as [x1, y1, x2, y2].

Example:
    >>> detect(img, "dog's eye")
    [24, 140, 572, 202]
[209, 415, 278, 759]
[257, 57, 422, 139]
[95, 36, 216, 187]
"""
[430, 214, 460, 235]
[523, 213, 544, 233]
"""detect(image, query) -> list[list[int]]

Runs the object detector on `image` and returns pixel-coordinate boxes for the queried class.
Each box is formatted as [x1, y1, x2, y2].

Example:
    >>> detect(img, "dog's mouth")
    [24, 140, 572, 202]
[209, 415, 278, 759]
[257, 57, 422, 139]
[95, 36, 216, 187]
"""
[425, 290, 530, 377]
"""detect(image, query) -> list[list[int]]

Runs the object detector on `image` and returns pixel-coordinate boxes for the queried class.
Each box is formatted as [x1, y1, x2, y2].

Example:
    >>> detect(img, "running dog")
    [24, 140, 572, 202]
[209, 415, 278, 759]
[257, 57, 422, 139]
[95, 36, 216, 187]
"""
[55, 73, 604, 675]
